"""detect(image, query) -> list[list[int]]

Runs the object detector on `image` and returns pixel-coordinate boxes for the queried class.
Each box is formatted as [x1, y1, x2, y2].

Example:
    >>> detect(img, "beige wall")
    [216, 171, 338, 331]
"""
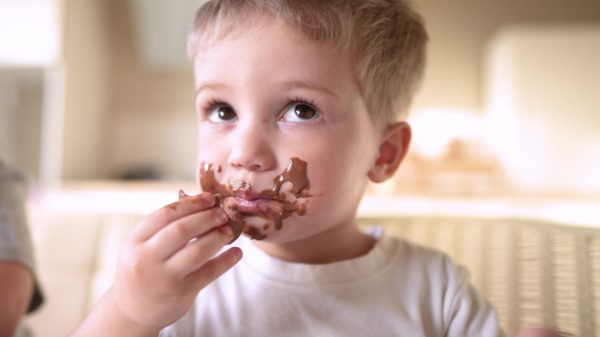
[106, 0, 196, 179]
[61, 0, 111, 179]
[412, 0, 600, 113]
[107, 0, 195, 118]
[485, 24, 600, 193]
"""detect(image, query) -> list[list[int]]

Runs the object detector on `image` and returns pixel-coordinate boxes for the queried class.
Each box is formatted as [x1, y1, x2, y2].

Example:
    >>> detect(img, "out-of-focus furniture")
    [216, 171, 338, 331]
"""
[22, 188, 600, 337]
[362, 216, 600, 337]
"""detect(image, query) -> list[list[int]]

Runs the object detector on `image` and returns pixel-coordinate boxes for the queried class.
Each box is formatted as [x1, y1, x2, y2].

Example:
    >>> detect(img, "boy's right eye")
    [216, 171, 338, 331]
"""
[207, 105, 238, 124]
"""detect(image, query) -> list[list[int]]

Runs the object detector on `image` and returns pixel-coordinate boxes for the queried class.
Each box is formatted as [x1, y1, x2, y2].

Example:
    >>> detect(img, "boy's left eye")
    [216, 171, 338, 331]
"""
[281, 103, 320, 123]
[207, 105, 238, 124]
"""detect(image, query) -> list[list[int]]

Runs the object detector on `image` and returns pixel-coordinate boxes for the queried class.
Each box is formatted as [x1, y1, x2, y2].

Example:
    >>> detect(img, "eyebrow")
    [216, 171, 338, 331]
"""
[280, 80, 339, 99]
[195, 80, 339, 98]
[196, 82, 228, 96]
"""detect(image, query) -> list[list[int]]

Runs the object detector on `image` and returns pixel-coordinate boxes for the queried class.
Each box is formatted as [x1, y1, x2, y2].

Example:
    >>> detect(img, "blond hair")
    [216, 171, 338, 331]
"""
[188, 0, 428, 127]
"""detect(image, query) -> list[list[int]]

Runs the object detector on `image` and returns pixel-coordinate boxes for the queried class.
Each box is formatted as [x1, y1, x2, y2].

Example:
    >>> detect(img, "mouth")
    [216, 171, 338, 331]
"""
[197, 157, 311, 242]
[225, 195, 284, 215]
[232, 188, 288, 202]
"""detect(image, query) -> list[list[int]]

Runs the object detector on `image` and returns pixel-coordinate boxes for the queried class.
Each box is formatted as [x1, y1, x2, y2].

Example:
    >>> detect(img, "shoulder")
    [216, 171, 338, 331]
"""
[385, 235, 503, 337]
[386, 235, 474, 301]
[388, 235, 466, 283]
[0, 167, 30, 261]
[0, 159, 25, 183]
[0, 160, 26, 212]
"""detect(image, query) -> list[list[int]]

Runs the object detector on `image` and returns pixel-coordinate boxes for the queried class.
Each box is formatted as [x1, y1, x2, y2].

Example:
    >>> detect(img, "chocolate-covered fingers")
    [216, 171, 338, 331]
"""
[166, 225, 235, 278]
[130, 193, 216, 242]
[145, 207, 229, 260]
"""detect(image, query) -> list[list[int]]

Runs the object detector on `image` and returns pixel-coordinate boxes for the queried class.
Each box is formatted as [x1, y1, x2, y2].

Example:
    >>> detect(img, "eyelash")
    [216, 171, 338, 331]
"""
[200, 96, 321, 119]
[201, 97, 228, 115]
[291, 96, 317, 110]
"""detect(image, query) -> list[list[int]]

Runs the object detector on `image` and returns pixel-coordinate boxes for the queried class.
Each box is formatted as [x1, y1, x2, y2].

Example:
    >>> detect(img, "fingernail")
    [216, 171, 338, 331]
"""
[232, 247, 243, 261]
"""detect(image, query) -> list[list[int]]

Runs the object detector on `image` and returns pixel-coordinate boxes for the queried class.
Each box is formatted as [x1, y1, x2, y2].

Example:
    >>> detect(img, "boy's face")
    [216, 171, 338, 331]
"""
[193, 19, 381, 243]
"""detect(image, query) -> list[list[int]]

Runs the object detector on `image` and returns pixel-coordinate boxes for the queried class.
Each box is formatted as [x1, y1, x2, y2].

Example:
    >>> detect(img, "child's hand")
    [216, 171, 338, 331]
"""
[110, 192, 241, 332]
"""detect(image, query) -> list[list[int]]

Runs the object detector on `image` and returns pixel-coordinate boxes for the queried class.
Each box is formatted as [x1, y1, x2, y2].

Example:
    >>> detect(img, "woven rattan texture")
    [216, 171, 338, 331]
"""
[359, 217, 599, 337]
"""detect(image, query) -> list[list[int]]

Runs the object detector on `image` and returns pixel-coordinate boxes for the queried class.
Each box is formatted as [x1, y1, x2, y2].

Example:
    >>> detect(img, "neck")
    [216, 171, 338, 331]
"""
[253, 221, 376, 264]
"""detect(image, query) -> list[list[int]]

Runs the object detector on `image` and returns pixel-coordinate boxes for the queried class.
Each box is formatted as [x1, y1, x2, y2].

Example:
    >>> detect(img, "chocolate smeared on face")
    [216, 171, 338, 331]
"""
[271, 158, 309, 195]
[244, 227, 266, 241]
[229, 178, 250, 193]
[195, 157, 311, 242]
[199, 163, 225, 195]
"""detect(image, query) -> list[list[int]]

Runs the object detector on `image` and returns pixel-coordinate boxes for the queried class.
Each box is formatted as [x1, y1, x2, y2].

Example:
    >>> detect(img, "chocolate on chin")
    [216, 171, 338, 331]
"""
[180, 157, 311, 244]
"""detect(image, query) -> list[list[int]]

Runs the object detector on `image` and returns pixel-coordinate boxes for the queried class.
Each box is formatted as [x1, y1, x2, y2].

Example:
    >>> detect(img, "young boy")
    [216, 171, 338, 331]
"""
[71, 1, 507, 336]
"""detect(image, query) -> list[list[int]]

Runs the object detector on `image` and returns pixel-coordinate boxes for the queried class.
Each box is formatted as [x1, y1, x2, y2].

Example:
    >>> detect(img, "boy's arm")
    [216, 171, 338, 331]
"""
[0, 262, 33, 337]
[69, 193, 242, 337]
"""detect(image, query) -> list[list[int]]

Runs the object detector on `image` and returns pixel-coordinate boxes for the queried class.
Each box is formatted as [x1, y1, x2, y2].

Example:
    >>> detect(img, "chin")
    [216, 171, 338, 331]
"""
[240, 218, 270, 240]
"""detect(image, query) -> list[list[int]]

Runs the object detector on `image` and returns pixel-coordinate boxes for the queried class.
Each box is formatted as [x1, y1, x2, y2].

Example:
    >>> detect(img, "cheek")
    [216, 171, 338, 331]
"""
[309, 139, 372, 184]
[304, 153, 369, 205]
[195, 141, 228, 186]
[196, 130, 228, 161]
[299, 132, 374, 209]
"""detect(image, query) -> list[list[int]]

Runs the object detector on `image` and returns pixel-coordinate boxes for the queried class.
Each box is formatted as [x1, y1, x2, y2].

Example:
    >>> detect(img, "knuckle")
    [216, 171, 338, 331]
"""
[201, 264, 221, 282]
[169, 221, 194, 241]
[171, 220, 192, 238]
[194, 192, 215, 206]
[155, 207, 173, 220]
[129, 258, 145, 277]
[209, 208, 227, 225]
[120, 246, 145, 276]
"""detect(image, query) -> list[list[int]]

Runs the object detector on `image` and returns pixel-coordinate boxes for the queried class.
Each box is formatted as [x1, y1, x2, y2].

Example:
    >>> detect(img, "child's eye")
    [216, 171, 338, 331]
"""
[207, 105, 238, 124]
[281, 102, 321, 123]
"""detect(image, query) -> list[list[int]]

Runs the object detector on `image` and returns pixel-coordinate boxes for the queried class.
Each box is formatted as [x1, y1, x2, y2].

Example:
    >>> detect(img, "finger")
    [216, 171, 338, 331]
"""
[145, 207, 228, 259]
[166, 225, 234, 277]
[130, 193, 216, 242]
[186, 247, 242, 288]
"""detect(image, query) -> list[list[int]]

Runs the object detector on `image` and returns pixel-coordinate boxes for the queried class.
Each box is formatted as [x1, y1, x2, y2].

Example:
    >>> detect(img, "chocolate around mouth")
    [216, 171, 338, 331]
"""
[179, 157, 311, 243]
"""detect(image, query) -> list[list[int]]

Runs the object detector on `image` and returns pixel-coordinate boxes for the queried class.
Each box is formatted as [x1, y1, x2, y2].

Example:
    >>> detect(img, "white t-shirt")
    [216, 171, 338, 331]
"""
[160, 228, 504, 337]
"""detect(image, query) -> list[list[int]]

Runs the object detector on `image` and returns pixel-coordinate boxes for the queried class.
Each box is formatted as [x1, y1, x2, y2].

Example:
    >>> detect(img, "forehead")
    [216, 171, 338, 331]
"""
[192, 20, 359, 96]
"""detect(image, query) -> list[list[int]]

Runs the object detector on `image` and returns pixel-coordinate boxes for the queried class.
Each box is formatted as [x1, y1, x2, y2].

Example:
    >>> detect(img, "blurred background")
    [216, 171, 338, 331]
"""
[1, 0, 599, 195]
[1, 0, 600, 336]
[2, 0, 599, 223]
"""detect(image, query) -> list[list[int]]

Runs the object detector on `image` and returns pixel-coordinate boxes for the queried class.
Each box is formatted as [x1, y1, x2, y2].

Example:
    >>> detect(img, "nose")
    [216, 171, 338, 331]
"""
[227, 123, 276, 172]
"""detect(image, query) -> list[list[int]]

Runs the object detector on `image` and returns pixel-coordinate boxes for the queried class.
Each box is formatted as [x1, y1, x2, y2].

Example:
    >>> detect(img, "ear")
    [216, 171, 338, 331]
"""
[368, 122, 412, 183]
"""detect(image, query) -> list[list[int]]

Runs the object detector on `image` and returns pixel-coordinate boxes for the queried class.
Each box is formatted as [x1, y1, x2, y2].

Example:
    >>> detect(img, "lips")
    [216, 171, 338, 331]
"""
[223, 196, 284, 215]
